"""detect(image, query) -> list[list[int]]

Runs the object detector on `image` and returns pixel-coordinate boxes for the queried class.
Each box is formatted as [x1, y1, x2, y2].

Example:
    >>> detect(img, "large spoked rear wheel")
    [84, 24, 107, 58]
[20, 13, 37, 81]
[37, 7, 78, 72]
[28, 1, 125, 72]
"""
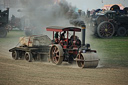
[76, 52, 99, 68]
[97, 21, 115, 38]
[25, 52, 33, 62]
[12, 51, 19, 60]
[50, 45, 64, 65]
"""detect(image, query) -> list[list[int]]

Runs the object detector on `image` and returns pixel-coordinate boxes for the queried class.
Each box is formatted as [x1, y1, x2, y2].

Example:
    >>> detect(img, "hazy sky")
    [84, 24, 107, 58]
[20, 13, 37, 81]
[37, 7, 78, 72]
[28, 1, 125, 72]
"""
[67, 0, 128, 11]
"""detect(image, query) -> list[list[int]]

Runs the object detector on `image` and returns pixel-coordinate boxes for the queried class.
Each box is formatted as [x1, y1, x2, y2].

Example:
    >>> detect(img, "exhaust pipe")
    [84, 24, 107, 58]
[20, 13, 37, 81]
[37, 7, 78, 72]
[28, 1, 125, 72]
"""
[70, 19, 86, 46]
[81, 24, 86, 46]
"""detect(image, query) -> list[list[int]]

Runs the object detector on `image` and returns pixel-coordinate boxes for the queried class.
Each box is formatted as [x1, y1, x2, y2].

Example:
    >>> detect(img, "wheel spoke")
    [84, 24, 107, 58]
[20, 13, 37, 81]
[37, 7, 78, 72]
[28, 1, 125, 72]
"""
[53, 57, 56, 62]
[77, 54, 84, 67]
[52, 51, 55, 54]
[56, 55, 59, 57]
[101, 24, 106, 29]
[50, 45, 63, 65]
[100, 31, 105, 37]
[54, 47, 57, 51]
[52, 46, 60, 63]
[98, 22, 114, 38]
[55, 50, 59, 53]
[53, 48, 56, 53]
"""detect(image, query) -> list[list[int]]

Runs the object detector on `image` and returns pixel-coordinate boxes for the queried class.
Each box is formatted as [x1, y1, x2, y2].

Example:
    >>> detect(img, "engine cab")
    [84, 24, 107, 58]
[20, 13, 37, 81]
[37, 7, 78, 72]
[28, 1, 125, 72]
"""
[46, 26, 82, 62]
[46, 26, 81, 49]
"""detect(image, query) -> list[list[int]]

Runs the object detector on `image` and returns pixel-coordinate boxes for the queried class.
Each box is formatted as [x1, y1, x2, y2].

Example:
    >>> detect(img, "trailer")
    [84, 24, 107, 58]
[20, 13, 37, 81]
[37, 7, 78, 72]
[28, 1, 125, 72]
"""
[9, 35, 51, 62]
[9, 46, 50, 62]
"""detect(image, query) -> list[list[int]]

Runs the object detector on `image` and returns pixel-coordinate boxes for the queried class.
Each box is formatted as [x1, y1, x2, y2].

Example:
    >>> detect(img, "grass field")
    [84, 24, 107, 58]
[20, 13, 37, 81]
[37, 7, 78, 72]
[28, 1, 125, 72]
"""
[88, 36, 128, 67]
[0, 30, 24, 45]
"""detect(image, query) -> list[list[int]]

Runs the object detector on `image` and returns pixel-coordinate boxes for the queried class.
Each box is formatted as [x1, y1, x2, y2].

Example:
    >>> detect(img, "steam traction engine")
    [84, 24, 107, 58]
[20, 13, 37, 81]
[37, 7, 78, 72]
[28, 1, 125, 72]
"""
[0, 8, 9, 38]
[92, 5, 128, 38]
[47, 24, 99, 68]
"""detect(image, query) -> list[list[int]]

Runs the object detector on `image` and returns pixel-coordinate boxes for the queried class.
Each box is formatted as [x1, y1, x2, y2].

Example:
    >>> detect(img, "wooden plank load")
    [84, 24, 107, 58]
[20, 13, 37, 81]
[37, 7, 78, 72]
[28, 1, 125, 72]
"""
[19, 35, 51, 47]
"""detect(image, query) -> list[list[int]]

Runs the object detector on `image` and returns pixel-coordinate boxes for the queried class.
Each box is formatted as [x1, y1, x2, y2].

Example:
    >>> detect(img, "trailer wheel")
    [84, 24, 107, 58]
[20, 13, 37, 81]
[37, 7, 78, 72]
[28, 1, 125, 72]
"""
[0, 27, 7, 38]
[50, 45, 64, 65]
[97, 21, 115, 38]
[25, 52, 33, 62]
[117, 27, 127, 37]
[12, 51, 19, 60]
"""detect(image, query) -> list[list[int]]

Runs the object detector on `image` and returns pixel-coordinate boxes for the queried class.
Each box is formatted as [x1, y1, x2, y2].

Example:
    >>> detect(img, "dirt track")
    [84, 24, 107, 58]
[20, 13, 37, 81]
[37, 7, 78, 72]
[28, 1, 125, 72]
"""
[0, 39, 128, 85]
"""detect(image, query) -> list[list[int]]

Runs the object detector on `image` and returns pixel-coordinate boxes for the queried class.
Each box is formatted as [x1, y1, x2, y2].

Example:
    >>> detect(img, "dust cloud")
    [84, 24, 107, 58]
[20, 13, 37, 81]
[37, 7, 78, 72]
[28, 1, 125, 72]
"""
[19, 0, 78, 38]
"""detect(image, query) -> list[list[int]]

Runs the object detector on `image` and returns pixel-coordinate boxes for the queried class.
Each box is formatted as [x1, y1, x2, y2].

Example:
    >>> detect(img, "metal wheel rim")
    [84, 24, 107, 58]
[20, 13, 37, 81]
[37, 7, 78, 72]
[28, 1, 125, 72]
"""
[117, 27, 126, 36]
[12, 51, 16, 59]
[0, 31, 5, 35]
[25, 53, 29, 61]
[97, 21, 114, 38]
[77, 54, 85, 68]
[120, 30, 125, 34]
[51, 46, 60, 64]
[120, 29, 125, 35]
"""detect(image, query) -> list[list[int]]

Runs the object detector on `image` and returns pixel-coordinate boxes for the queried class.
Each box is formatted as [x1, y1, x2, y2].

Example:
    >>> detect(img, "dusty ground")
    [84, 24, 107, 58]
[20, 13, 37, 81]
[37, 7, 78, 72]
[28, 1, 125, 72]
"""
[0, 31, 128, 85]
